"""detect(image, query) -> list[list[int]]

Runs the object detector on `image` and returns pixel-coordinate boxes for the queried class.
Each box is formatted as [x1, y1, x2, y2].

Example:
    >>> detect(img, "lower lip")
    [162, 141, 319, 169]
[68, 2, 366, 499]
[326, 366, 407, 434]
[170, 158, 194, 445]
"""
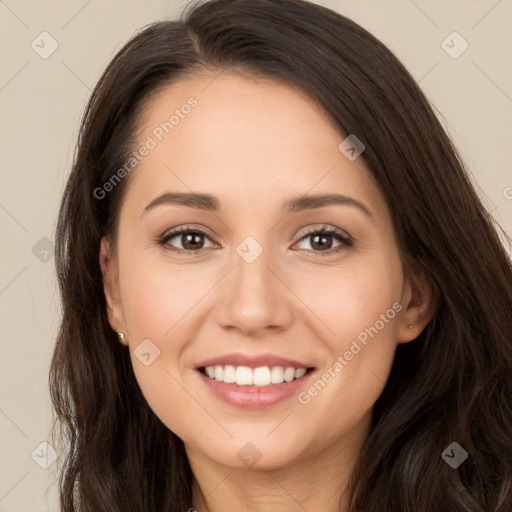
[198, 370, 315, 409]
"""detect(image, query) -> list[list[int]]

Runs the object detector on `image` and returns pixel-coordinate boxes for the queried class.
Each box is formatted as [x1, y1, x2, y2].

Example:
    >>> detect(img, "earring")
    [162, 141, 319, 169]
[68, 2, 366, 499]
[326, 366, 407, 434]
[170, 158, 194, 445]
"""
[408, 324, 416, 336]
[117, 331, 128, 346]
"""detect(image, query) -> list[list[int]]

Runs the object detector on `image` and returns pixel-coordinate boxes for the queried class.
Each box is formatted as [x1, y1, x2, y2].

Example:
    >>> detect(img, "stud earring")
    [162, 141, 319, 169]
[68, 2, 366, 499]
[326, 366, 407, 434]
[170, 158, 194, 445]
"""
[117, 332, 128, 346]
[408, 324, 416, 336]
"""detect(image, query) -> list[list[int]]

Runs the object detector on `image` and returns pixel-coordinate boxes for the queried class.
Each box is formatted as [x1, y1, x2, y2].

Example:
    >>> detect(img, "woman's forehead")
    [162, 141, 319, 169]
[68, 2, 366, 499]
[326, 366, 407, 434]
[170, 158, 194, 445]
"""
[127, 72, 384, 214]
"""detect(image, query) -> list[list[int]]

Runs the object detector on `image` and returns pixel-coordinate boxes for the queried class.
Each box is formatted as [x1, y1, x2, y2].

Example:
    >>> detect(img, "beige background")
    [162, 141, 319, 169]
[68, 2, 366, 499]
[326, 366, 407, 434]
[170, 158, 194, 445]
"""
[0, 1, 511, 510]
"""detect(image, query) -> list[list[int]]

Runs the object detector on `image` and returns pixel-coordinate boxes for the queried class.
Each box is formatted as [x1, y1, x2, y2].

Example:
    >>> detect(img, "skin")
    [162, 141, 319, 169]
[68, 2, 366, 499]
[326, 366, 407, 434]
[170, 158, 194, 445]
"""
[100, 70, 436, 512]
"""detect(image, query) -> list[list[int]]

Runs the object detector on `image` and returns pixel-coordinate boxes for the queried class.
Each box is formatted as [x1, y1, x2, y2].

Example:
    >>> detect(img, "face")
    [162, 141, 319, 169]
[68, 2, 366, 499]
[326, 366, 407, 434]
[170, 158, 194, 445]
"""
[101, 71, 429, 471]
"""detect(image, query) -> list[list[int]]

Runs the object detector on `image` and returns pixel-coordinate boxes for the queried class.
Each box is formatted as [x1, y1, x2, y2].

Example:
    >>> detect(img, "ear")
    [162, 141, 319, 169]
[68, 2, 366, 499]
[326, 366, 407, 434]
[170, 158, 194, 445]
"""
[397, 269, 438, 343]
[99, 236, 125, 333]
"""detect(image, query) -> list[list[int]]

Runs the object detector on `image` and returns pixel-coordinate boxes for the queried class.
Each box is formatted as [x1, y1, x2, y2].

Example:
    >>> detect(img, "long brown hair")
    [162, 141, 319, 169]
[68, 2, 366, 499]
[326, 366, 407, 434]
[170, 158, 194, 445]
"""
[49, 0, 512, 510]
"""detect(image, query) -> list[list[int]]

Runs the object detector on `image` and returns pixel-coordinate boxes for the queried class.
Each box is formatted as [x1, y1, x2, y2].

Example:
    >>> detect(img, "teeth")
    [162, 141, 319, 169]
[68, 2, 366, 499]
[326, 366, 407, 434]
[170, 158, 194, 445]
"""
[270, 366, 284, 384]
[253, 366, 271, 386]
[295, 368, 307, 379]
[203, 365, 309, 386]
[223, 365, 236, 383]
[235, 366, 253, 385]
[214, 365, 223, 381]
[283, 367, 295, 382]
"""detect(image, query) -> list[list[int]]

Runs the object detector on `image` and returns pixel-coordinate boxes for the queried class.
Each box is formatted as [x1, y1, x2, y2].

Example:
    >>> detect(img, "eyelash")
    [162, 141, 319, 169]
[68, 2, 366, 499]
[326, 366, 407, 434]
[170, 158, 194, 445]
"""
[157, 224, 353, 257]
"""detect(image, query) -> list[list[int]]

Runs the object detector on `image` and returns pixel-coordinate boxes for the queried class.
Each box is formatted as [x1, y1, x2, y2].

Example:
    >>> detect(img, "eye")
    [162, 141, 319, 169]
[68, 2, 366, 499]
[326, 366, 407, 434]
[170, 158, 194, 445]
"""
[293, 225, 353, 256]
[158, 224, 353, 256]
[158, 225, 218, 254]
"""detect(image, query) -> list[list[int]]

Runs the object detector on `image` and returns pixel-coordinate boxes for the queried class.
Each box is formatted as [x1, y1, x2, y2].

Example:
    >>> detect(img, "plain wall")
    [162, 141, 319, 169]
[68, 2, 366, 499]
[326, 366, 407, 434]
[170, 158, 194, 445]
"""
[0, 1, 510, 510]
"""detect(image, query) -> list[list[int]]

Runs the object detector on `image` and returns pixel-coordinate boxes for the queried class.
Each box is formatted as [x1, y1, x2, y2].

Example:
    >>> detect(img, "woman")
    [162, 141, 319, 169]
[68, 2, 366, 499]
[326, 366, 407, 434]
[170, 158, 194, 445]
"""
[49, 0, 512, 510]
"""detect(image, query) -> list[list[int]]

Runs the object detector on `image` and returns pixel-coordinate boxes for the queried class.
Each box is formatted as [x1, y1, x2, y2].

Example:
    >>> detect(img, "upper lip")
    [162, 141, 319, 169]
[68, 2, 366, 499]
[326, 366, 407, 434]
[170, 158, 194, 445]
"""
[196, 353, 314, 370]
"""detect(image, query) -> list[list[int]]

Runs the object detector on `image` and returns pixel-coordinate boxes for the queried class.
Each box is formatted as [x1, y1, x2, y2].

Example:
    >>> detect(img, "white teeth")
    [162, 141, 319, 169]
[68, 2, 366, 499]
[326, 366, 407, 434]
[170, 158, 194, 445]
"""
[235, 366, 253, 385]
[270, 366, 284, 384]
[223, 365, 236, 383]
[283, 367, 295, 382]
[203, 365, 310, 386]
[294, 368, 307, 379]
[253, 366, 271, 386]
[214, 365, 223, 381]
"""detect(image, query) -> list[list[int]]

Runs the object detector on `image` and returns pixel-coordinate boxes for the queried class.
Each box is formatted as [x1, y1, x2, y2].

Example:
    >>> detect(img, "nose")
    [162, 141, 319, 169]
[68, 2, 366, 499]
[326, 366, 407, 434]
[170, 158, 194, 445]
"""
[214, 244, 295, 337]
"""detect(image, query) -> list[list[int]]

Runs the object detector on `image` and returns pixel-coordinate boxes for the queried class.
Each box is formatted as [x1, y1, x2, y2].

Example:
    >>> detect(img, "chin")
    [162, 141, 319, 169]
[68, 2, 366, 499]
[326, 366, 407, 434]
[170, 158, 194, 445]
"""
[191, 429, 312, 472]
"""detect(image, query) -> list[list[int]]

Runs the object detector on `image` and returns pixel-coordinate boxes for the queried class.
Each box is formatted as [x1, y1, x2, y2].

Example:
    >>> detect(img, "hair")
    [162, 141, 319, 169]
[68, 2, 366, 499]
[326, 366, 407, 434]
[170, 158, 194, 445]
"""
[49, 0, 512, 510]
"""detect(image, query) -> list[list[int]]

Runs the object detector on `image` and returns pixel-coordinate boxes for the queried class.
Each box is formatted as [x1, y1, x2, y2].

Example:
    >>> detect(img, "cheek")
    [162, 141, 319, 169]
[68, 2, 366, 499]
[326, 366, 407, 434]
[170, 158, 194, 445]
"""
[290, 252, 403, 348]
[118, 252, 221, 438]
[119, 244, 206, 341]
[288, 253, 403, 418]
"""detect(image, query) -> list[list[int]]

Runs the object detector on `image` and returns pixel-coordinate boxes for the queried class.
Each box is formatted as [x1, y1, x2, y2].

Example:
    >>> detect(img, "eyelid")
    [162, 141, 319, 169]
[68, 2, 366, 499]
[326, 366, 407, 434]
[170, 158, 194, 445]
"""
[291, 224, 353, 257]
[158, 223, 353, 255]
[159, 224, 219, 251]
[161, 224, 217, 241]
[294, 224, 352, 242]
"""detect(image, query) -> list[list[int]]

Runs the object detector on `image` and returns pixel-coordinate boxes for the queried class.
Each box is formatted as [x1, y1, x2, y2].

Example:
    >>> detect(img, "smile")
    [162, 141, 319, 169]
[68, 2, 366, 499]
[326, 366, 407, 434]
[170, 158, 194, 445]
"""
[200, 365, 311, 386]
[195, 353, 316, 408]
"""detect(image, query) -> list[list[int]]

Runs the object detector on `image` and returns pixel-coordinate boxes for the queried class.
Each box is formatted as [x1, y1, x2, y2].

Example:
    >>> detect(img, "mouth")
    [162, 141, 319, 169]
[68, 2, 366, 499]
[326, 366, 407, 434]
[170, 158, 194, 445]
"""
[195, 355, 316, 409]
[199, 364, 315, 387]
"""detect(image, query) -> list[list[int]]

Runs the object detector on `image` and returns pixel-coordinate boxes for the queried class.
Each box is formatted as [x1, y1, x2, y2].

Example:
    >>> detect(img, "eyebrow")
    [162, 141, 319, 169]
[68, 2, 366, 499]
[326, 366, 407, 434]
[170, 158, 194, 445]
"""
[141, 192, 372, 218]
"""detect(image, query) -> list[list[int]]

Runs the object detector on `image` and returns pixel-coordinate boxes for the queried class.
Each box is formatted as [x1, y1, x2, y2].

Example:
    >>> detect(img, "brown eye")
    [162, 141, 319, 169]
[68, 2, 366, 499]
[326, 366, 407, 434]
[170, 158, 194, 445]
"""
[180, 232, 205, 250]
[294, 226, 353, 256]
[159, 227, 218, 254]
[309, 233, 334, 251]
